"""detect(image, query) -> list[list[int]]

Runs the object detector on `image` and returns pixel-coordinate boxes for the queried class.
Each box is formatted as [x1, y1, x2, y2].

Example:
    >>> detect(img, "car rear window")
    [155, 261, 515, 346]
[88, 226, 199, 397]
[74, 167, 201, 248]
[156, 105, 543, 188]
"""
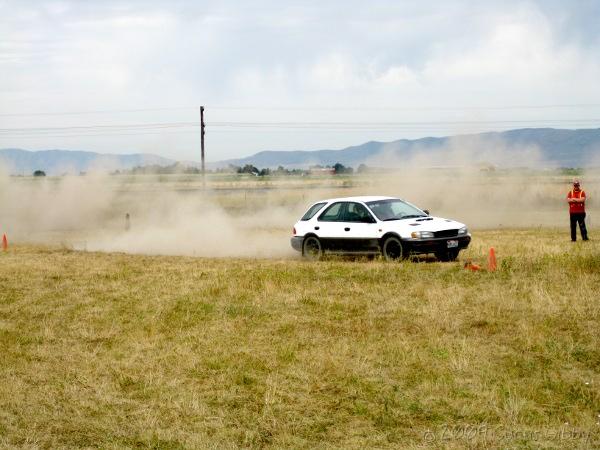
[301, 202, 327, 221]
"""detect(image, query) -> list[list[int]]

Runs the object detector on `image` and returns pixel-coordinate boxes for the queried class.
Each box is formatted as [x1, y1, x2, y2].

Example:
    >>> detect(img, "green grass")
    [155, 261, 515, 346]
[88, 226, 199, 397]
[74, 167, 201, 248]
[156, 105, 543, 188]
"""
[0, 230, 599, 448]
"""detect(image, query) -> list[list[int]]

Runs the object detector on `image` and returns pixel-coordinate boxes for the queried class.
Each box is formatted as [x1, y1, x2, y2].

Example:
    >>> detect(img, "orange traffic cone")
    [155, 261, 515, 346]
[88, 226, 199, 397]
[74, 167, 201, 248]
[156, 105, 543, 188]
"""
[2, 234, 7, 251]
[464, 260, 482, 271]
[488, 247, 497, 272]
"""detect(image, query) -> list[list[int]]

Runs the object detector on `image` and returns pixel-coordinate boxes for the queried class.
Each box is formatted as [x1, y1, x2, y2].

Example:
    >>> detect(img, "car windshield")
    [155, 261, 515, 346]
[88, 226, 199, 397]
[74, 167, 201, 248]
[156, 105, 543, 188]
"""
[366, 199, 427, 221]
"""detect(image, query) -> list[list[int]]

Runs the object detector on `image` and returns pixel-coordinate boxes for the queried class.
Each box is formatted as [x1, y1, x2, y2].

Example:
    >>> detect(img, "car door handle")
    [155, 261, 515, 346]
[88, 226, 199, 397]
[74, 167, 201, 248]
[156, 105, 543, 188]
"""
[314, 226, 320, 230]
[344, 227, 350, 231]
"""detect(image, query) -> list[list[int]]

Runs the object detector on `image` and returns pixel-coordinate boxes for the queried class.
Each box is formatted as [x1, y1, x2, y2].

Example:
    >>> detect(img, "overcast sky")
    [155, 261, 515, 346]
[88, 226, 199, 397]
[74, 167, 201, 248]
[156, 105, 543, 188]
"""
[1, 0, 600, 161]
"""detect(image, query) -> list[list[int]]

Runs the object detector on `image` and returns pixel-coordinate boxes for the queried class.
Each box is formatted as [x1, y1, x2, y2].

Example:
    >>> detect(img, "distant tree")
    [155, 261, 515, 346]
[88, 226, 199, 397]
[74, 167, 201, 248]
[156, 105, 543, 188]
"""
[33, 170, 46, 177]
[560, 168, 580, 176]
[333, 163, 353, 174]
[238, 164, 259, 175]
[273, 165, 289, 175]
[357, 164, 368, 174]
[259, 168, 271, 176]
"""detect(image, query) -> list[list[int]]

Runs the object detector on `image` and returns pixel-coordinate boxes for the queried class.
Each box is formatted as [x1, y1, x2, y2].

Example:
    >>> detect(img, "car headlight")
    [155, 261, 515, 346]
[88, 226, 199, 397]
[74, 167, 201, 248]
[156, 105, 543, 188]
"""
[458, 226, 468, 235]
[411, 231, 434, 239]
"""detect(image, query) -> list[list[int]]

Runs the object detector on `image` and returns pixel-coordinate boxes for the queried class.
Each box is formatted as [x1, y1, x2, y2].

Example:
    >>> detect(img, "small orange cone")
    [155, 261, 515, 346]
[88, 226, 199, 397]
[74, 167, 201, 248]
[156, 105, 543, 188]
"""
[488, 247, 497, 272]
[464, 261, 482, 271]
[2, 234, 7, 251]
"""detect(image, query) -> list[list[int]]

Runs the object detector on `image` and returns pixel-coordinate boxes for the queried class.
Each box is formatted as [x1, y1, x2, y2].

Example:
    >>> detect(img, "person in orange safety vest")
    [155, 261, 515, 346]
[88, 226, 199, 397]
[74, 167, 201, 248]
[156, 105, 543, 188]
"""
[567, 179, 588, 241]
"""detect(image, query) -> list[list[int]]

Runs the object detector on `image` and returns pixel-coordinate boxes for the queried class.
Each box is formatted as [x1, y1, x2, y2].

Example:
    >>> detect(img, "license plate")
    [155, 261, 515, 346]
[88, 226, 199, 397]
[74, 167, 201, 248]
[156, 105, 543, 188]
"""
[447, 240, 459, 248]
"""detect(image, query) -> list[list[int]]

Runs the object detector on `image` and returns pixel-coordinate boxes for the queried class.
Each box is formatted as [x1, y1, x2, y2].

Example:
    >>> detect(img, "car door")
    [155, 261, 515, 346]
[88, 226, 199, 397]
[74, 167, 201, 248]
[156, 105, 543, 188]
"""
[315, 202, 348, 251]
[341, 202, 380, 251]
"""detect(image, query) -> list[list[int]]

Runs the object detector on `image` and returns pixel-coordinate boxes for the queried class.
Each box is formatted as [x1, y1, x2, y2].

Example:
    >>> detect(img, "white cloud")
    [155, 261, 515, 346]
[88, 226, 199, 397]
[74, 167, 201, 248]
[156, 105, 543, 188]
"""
[0, 0, 599, 160]
[375, 66, 417, 86]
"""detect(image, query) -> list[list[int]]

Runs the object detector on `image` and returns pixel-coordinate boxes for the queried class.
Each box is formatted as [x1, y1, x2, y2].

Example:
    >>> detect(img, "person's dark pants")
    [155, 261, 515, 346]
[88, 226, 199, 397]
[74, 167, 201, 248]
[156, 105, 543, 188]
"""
[570, 213, 588, 241]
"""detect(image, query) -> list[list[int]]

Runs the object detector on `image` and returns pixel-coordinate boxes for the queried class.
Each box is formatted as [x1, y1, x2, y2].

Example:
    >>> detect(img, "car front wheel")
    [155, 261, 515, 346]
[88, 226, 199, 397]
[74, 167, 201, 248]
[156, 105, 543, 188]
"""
[436, 250, 459, 262]
[382, 236, 403, 261]
[302, 236, 323, 260]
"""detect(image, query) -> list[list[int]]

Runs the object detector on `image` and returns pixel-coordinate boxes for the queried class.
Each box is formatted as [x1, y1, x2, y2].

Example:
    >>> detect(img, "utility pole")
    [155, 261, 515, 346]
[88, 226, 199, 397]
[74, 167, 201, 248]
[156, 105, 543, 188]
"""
[200, 105, 206, 189]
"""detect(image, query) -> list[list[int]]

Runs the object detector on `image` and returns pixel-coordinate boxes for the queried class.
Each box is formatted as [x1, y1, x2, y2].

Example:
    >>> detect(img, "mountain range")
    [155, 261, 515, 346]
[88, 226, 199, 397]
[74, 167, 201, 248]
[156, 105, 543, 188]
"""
[218, 128, 600, 169]
[0, 149, 173, 175]
[2, 128, 599, 175]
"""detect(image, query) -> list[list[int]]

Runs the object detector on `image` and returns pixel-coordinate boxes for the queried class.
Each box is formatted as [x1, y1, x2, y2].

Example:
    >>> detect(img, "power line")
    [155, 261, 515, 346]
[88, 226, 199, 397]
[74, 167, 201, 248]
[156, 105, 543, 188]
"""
[1, 118, 599, 134]
[0, 121, 197, 132]
[2, 103, 600, 117]
[208, 103, 600, 111]
[0, 118, 598, 141]
[209, 119, 600, 128]
[0, 122, 198, 134]
[0, 107, 198, 117]
[0, 130, 203, 138]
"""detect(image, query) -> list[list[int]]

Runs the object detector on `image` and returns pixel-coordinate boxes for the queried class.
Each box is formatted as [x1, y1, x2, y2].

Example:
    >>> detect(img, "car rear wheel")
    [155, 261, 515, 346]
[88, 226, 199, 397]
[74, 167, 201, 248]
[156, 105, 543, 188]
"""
[382, 236, 403, 261]
[302, 236, 323, 260]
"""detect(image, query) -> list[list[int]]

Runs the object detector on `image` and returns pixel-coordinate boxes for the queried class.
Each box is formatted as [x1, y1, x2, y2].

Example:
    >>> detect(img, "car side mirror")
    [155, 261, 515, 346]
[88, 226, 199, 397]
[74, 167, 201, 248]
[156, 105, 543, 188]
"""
[423, 209, 430, 216]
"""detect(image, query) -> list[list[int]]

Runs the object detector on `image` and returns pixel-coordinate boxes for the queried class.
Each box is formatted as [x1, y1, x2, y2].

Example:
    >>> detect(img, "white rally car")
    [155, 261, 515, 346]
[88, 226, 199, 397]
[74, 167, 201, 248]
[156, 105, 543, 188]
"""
[291, 196, 471, 261]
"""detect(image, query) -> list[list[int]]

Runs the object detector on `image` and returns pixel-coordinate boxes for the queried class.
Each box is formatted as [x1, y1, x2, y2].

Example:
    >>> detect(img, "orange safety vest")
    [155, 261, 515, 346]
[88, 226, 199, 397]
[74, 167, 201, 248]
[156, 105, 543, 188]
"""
[567, 189, 586, 214]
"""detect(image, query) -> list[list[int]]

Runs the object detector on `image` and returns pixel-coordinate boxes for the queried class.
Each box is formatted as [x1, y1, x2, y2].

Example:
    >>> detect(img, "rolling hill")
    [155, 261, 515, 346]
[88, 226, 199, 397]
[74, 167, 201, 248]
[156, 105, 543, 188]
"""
[2, 128, 600, 174]
[0, 149, 174, 175]
[217, 128, 600, 169]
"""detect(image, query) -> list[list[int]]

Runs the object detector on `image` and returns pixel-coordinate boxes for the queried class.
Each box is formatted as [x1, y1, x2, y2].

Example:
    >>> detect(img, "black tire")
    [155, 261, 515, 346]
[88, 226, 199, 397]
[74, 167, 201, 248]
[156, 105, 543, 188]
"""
[382, 236, 403, 261]
[436, 250, 459, 262]
[302, 236, 323, 260]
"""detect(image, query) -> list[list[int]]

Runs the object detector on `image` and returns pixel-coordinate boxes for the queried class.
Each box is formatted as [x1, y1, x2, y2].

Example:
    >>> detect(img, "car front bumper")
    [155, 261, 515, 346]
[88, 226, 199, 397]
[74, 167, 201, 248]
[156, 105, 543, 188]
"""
[403, 235, 471, 254]
[290, 236, 304, 252]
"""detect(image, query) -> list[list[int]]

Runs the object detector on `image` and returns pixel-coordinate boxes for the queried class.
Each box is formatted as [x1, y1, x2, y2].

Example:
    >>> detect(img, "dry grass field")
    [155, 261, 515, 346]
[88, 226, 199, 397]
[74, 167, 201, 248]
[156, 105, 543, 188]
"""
[1, 229, 599, 449]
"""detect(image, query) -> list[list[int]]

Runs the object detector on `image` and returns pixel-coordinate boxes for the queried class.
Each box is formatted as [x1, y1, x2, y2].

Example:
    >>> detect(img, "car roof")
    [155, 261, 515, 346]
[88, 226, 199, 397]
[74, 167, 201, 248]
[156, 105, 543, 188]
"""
[318, 196, 398, 203]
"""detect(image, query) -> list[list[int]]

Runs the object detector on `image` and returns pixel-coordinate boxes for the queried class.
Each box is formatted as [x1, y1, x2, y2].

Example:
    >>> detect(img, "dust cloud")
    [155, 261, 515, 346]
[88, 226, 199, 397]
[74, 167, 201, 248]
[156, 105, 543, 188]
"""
[0, 173, 301, 258]
[363, 135, 598, 229]
[0, 137, 596, 258]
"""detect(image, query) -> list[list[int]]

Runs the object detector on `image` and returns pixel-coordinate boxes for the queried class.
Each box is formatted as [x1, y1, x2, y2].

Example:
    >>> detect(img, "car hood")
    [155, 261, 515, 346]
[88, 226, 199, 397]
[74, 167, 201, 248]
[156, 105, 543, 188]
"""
[381, 216, 466, 237]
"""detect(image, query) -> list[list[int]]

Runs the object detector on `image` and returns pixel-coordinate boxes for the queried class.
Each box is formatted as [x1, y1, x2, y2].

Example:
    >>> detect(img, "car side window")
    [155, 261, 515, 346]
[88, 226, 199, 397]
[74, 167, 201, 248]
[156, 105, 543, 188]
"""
[344, 202, 375, 223]
[318, 202, 345, 222]
[301, 202, 327, 221]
